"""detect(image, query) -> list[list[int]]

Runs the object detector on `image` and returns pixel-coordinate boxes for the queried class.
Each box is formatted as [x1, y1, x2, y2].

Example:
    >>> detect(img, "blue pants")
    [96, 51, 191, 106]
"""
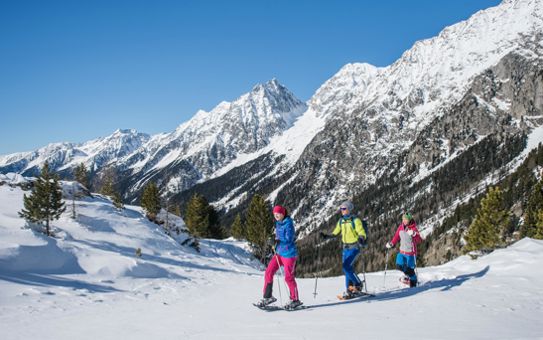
[396, 253, 417, 282]
[342, 247, 362, 290]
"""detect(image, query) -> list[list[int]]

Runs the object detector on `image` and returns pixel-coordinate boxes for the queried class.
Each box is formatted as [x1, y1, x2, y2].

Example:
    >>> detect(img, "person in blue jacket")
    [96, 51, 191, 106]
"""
[257, 205, 302, 309]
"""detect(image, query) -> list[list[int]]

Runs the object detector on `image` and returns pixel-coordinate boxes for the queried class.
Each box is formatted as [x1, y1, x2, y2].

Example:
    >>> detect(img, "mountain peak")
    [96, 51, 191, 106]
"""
[251, 78, 284, 95]
[112, 128, 138, 136]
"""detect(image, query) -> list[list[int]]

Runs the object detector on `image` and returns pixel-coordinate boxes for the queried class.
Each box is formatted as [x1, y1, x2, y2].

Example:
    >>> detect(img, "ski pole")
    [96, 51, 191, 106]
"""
[361, 252, 368, 294]
[313, 275, 318, 299]
[272, 247, 283, 306]
[413, 252, 419, 287]
[272, 244, 289, 304]
[276, 254, 289, 294]
[313, 239, 321, 299]
[383, 249, 389, 288]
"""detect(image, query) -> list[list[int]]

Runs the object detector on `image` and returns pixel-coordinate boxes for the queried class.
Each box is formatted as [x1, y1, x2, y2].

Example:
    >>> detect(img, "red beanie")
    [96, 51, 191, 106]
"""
[273, 205, 286, 215]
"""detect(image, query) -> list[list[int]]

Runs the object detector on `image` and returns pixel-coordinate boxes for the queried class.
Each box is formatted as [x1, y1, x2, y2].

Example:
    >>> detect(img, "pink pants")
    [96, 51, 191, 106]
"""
[264, 254, 299, 301]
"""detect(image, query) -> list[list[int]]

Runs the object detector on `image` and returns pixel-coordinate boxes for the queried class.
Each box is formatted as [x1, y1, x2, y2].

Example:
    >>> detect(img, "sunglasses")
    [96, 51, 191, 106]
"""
[340, 207, 348, 211]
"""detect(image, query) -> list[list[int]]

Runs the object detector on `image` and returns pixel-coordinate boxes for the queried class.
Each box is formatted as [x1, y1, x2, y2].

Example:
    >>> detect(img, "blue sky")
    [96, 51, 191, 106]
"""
[0, 0, 501, 155]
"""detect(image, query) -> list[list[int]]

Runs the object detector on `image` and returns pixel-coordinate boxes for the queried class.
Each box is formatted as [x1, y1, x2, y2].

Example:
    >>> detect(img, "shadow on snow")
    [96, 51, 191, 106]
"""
[0, 271, 121, 293]
[305, 266, 490, 309]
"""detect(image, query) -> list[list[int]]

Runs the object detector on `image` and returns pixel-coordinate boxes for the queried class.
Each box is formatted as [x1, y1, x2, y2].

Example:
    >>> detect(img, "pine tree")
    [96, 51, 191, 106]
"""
[230, 213, 245, 240]
[184, 193, 222, 238]
[534, 208, 543, 240]
[74, 163, 90, 190]
[19, 162, 66, 236]
[141, 182, 161, 220]
[99, 167, 117, 197]
[245, 194, 273, 262]
[521, 178, 543, 238]
[208, 207, 223, 239]
[185, 193, 209, 237]
[112, 191, 124, 211]
[168, 204, 182, 217]
[71, 182, 77, 219]
[464, 186, 510, 252]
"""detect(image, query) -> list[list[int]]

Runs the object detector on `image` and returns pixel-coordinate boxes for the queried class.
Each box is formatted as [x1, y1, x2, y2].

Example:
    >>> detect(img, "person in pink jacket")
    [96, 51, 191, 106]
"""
[385, 212, 423, 288]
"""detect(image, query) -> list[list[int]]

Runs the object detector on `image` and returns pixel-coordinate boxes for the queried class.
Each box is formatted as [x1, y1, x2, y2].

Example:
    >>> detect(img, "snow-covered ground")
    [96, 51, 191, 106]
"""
[1, 184, 542, 339]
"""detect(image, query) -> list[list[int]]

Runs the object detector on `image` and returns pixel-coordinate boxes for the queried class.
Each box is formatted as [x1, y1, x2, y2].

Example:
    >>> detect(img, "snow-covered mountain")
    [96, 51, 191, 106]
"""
[0, 129, 150, 177]
[0, 79, 306, 199]
[1, 183, 542, 339]
[116, 78, 307, 198]
[192, 0, 543, 227]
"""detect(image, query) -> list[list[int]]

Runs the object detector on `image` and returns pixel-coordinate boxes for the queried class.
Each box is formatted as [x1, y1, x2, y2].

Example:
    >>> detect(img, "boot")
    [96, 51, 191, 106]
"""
[284, 299, 303, 310]
[399, 276, 410, 285]
[341, 291, 354, 299]
[348, 284, 363, 293]
[256, 296, 277, 307]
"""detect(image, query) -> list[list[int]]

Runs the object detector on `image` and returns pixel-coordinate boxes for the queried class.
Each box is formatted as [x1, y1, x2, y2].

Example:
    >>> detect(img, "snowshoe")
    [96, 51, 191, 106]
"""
[284, 299, 303, 311]
[348, 284, 363, 293]
[399, 276, 410, 285]
[254, 296, 277, 308]
[337, 289, 375, 301]
[337, 291, 355, 300]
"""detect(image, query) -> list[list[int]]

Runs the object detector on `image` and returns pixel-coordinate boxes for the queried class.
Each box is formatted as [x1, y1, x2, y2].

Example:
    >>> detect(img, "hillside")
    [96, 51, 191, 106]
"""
[1, 184, 543, 339]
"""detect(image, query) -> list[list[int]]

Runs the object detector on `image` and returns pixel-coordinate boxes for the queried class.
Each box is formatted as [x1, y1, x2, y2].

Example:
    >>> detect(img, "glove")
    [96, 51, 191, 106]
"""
[407, 229, 415, 237]
[385, 242, 393, 249]
[358, 236, 366, 246]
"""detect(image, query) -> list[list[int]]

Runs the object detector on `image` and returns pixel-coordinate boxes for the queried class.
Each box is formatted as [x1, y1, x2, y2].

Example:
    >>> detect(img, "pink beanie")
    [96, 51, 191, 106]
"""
[273, 205, 286, 215]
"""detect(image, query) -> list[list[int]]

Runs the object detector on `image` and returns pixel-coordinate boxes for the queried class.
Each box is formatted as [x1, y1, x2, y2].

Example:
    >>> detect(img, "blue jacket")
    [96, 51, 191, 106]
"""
[275, 216, 297, 258]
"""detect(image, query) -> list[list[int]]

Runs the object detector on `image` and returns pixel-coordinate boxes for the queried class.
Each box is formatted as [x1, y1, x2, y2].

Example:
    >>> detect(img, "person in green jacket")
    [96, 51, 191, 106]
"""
[320, 200, 367, 298]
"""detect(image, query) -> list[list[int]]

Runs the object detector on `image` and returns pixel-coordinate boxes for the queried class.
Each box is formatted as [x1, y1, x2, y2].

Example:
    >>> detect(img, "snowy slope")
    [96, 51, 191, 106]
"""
[1, 184, 542, 339]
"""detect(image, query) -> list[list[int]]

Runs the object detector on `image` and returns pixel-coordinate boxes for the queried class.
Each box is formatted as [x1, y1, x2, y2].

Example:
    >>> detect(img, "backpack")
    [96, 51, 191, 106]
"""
[341, 215, 369, 247]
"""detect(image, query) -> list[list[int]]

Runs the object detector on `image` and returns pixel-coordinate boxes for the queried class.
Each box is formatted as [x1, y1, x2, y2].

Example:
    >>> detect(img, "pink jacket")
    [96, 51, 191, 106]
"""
[390, 221, 422, 256]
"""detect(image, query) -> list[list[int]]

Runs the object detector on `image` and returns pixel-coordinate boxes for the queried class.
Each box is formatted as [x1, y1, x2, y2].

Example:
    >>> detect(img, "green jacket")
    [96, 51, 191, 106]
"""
[332, 216, 366, 244]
